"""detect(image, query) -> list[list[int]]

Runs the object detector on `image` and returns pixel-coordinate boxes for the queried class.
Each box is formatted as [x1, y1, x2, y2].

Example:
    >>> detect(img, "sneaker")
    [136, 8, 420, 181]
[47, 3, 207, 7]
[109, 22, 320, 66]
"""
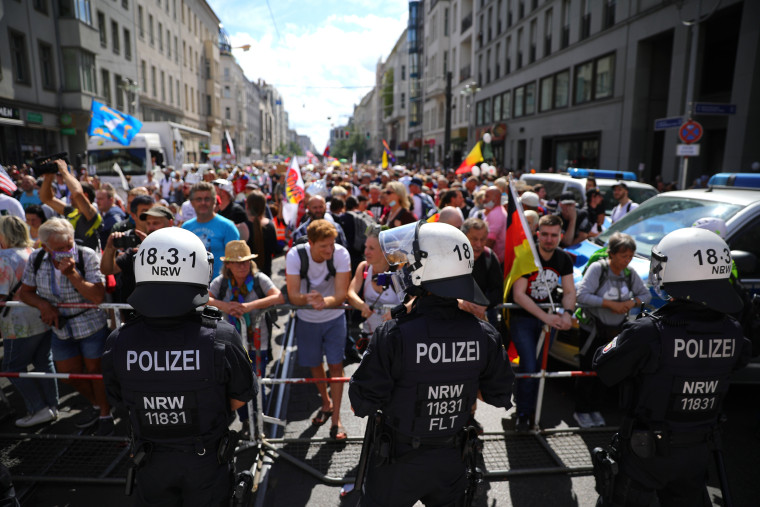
[15, 407, 57, 428]
[515, 413, 531, 432]
[590, 411, 606, 427]
[466, 414, 484, 435]
[573, 412, 595, 429]
[95, 416, 115, 436]
[74, 406, 100, 428]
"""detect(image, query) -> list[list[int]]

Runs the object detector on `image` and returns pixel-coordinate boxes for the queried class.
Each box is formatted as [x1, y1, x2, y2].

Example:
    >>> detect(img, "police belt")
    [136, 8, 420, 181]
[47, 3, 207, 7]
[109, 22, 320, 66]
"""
[145, 436, 221, 454]
[387, 426, 462, 449]
[668, 429, 713, 446]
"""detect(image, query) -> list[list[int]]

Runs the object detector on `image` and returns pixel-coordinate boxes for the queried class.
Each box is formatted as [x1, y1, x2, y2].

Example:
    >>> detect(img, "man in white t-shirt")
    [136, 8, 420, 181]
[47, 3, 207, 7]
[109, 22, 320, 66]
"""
[610, 182, 638, 224]
[285, 219, 351, 440]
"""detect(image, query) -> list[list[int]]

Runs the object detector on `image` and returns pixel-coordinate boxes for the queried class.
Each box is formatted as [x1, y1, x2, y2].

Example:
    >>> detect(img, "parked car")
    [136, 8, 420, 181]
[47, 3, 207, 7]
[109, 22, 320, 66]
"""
[520, 169, 658, 213]
[550, 176, 760, 381]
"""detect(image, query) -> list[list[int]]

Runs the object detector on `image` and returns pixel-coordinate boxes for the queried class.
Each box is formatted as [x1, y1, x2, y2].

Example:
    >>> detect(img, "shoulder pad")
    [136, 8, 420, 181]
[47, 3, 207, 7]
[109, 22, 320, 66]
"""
[390, 302, 409, 320]
[202, 305, 223, 320]
[121, 313, 144, 328]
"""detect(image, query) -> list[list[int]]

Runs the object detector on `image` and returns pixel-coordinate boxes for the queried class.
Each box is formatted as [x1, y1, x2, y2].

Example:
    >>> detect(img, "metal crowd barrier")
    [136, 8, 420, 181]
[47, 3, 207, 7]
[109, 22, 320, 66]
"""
[0, 300, 608, 496]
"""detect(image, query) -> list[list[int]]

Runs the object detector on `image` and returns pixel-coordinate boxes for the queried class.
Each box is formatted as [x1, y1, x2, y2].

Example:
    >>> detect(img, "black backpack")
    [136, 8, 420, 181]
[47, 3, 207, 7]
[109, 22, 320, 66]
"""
[280, 243, 336, 305]
[346, 211, 375, 252]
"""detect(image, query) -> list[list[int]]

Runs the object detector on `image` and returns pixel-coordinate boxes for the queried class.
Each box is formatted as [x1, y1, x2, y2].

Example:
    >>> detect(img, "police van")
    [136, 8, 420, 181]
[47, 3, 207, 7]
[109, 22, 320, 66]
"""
[520, 169, 658, 211]
[552, 173, 760, 381]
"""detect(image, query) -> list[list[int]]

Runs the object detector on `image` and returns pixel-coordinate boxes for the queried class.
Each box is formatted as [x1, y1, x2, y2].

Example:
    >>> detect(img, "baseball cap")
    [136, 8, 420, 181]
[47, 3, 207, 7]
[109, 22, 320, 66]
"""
[612, 181, 628, 190]
[558, 192, 576, 205]
[519, 191, 539, 207]
[140, 205, 174, 221]
[212, 178, 234, 196]
[410, 177, 424, 187]
[245, 180, 259, 189]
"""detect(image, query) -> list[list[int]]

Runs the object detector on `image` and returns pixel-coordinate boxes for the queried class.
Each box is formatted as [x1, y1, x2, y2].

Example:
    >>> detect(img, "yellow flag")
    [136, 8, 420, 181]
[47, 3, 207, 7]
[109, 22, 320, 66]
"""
[382, 149, 388, 169]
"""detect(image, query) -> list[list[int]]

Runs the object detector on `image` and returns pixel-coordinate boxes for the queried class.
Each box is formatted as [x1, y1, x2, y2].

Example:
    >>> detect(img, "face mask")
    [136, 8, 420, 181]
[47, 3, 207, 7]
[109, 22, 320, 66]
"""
[484, 201, 495, 210]
[50, 245, 76, 263]
[388, 200, 397, 208]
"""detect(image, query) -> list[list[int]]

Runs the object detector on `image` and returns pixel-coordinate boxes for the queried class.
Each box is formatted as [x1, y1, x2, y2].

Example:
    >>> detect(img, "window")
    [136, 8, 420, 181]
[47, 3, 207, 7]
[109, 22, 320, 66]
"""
[575, 53, 615, 104]
[59, 0, 93, 25]
[505, 36, 511, 74]
[8, 30, 31, 85]
[82, 51, 95, 92]
[97, 11, 107, 47]
[38, 41, 56, 90]
[112, 21, 120, 54]
[595, 54, 615, 99]
[529, 19, 537, 64]
[497, 0, 502, 34]
[540, 76, 553, 112]
[174, 37, 178, 63]
[158, 22, 163, 52]
[115, 74, 124, 110]
[141, 60, 147, 91]
[493, 94, 502, 121]
[544, 9, 553, 58]
[561, 0, 570, 49]
[169, 75, 173, 104]
[603, 0, 616, 30]
[574, 61, 593, 104]
[34, 0, 49, 15]
[401, 92, 406, 108]
[149, 14, 154, 46]
[151, 65, 156, 97]
[102, 68, 111, 105]
[514, 86, 524, 117]
[224, 85, 231, 98]
[401, 65, 406, 80]
[580, 0, 591, 40]
[167, 30, 171, 58]
[525, 82, 536, 115]
[226, 107, 230, 121]
[123, 0, 129, 8]
[484, 97, 492, 124]
[502, 90, 511, 119]
[517, 28, 523, 69]
[138, 6, 144, 38]
[485, 50, 490, 83]
[161, 71, 165, 101]
[554, 70, 569, 108]
[444, 8, 449, 37]
[124, 29, 131, 60]
[476, 101, 484, 125]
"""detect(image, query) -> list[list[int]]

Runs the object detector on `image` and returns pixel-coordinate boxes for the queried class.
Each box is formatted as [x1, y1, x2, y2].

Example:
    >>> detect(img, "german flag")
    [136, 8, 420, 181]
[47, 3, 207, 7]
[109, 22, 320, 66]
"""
[503, 177, 541, 307]
[455, 141, 484, 174]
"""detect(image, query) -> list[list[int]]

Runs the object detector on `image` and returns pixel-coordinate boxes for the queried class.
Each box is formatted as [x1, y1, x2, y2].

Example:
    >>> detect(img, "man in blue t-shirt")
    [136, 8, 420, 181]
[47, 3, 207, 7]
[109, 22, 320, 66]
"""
[182, 181, 239, 278]
[18, 175, 43, 209]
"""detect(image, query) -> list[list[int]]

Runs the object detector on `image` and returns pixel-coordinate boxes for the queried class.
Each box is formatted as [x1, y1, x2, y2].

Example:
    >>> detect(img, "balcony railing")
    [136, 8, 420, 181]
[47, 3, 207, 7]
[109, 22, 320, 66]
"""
[461, 12, 473, 32]
[459, 64, 471, 82]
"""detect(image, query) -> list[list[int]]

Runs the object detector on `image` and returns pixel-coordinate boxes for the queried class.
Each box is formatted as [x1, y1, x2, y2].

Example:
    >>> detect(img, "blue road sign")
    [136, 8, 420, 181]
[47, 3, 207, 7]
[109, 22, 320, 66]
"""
[694, 103, 737, 115]
[654, 117, 684, 130]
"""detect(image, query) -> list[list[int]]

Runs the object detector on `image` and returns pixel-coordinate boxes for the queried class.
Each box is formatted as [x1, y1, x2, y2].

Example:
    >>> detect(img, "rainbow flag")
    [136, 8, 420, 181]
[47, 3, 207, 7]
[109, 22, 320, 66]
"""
[284, 156, 305, 204]
[382, 139, 396, 163]
[455, 141, 484, 174]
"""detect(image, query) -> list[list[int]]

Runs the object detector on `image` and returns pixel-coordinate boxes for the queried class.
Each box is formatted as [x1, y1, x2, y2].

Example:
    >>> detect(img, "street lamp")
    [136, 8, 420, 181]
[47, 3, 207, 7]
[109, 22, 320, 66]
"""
[121, 78, 141, 119]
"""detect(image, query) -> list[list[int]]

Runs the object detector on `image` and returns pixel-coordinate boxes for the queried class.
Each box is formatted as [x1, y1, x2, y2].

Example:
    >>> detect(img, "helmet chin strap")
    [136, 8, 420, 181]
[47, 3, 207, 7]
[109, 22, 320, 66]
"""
[410, 220, 428, 271]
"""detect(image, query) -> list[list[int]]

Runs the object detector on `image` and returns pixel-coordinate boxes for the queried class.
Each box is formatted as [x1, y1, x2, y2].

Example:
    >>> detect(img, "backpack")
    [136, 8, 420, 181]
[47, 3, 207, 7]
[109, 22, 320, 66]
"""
[347, 211, 375, 252]
[417, 193, 437, 219]
[575, 248, 633, 325]
[280, 243, 337, 305]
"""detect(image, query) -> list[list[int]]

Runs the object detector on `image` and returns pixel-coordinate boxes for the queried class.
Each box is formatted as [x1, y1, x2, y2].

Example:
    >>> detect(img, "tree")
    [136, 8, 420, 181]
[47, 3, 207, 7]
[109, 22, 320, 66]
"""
[331, 131, 368, 161]
[274, 141, 303, 157]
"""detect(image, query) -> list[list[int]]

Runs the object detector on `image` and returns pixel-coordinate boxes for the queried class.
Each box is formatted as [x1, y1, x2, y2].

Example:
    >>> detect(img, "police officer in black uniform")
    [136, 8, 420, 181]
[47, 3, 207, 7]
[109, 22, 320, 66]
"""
[592, 227, 751, 506]
[102, 227, 256, 506]
[349, 221, 514, 507]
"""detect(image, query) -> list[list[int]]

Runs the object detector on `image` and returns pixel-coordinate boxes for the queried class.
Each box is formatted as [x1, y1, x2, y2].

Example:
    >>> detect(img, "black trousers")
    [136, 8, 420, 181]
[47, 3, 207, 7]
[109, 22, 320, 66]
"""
[359, 446, 467, 507]
[602, 442, 712, 507]
[135, 450, 232, 507]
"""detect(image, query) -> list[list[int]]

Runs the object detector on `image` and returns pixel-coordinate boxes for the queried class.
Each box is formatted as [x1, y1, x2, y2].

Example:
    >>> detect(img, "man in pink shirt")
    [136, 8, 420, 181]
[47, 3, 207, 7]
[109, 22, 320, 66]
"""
[483, 186, 506, 264]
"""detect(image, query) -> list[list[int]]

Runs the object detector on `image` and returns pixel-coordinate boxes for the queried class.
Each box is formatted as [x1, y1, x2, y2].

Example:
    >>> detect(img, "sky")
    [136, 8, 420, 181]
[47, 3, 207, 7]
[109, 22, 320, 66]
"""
[207, 0, 410, 153]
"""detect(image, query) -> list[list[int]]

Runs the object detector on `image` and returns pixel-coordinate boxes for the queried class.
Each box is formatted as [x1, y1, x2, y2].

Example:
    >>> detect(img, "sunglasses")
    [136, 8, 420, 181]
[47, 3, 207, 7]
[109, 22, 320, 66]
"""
[383, 190, 394, 195]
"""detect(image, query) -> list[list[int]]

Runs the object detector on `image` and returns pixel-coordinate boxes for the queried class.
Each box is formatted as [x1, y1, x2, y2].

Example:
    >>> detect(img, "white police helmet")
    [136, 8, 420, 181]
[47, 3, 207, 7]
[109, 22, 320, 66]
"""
[128, 227, 213, 318]
[649, 227, 741, 313]
[379, 220, 488, 305]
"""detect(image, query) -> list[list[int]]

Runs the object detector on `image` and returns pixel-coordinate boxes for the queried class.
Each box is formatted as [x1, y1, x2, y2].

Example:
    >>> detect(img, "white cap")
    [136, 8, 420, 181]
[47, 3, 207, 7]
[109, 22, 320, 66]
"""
[520, 191, 540, 207]
[212, 178, 234, 196]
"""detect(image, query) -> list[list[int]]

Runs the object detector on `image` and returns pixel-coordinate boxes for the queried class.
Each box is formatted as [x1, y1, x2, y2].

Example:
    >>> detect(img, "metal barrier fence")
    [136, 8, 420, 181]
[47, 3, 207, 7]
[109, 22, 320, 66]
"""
[0, 300, 606, 498]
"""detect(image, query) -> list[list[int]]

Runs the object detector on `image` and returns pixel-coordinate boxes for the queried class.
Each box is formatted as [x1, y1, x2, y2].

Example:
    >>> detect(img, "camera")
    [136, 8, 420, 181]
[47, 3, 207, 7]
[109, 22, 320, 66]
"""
[373, 272, 393, 289]
[33, 152, 69, 176]
[113, 234, 140, 249]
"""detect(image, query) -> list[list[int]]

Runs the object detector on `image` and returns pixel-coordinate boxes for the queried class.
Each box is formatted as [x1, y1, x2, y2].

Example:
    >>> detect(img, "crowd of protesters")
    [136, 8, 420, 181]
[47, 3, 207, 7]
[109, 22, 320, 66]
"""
[0, 156, 658, 439]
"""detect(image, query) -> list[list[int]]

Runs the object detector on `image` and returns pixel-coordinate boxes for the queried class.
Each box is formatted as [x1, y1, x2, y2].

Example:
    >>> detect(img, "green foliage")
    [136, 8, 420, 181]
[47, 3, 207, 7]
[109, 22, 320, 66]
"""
[331, 130, 368, 161]
[274, 141, 303, 157]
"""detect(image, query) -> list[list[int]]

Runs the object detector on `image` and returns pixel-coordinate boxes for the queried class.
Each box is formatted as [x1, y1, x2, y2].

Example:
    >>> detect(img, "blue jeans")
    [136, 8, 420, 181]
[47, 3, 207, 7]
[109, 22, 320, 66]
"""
[2, 330, 59, 414]
[510, 314, 555, 416]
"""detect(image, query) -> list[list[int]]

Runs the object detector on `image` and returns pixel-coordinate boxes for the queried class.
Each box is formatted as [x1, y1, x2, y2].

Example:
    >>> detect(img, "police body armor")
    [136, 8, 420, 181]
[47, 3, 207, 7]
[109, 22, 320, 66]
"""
[631, 306, 744, 433]
[111, 313, 231, 450]
[384, 313, 485, 439]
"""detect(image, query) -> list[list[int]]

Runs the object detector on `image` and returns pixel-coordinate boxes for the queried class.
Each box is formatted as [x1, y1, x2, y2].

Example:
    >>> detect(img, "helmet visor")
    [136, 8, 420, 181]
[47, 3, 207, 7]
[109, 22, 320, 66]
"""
[379, 222, 418, 265]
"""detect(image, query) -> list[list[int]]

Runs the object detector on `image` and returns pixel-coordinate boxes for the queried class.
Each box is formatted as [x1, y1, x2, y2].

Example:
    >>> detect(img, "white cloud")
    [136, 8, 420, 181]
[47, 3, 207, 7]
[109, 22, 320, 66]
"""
[210, 1, 408, 152]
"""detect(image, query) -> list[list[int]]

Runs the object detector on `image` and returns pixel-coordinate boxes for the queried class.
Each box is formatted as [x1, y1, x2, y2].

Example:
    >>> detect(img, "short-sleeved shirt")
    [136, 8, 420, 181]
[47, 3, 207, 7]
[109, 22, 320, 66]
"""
[485, 205, 507, 264]
[610, 201, 639, 223]
[100, 205, 127, 247]
[22, 246, 107, 340]
[0, 194, 25, 219]
[18, 190, 43, 210]
[63, 205, 102, 252]
[182, 214, 240, 279]
[0, 247, 49, 339]
[511, 248, 574, 318]
[285, 243, 351, 323]
[209, 273, 276, 350]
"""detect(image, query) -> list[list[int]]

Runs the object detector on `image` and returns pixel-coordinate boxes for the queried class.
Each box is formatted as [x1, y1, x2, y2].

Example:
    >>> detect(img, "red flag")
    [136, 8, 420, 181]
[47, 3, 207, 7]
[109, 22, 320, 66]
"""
[323, 146, 330, 158]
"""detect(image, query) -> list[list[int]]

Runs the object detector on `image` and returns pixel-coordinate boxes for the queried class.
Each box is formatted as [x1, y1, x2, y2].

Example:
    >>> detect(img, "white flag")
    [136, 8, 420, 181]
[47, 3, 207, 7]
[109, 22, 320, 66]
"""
[284, 156, 305, 204]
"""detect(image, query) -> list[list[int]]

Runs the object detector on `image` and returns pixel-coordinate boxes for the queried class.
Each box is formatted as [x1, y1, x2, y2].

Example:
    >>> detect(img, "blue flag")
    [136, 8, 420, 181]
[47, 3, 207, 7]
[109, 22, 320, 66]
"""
[88, 99, 142, 146]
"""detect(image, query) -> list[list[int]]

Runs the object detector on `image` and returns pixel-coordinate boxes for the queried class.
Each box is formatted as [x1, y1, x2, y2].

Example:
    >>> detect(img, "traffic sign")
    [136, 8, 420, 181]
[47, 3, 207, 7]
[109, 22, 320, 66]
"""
[654, 117, 683, 130]
[679, 120, 703, 144]
[694, 103, 736, 115]
[677, 144, 700, 156]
